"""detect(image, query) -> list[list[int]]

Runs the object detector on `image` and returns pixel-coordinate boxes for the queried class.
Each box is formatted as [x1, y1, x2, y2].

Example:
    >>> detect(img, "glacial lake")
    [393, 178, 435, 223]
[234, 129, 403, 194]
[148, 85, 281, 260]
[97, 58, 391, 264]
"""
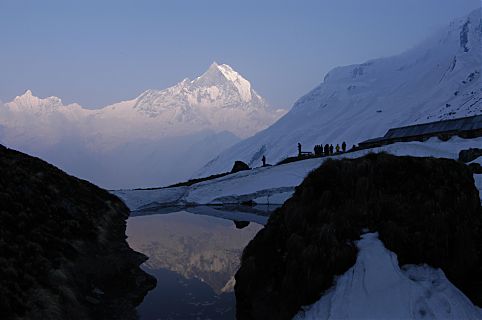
[126, 210, 265, 319]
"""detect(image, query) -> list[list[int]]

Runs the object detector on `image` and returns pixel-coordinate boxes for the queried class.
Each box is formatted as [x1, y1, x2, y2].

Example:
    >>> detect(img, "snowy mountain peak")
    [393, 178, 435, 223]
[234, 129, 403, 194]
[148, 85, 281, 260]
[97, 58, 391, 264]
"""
[15, 89, 37, 102]
[9, 90, 64, 112]
[127, 62, 282, 137]
[209, 61, 220, 69]
[192, 62, 253, 102]
[22, 89, 33, 97]
[193, 62, 228, 84]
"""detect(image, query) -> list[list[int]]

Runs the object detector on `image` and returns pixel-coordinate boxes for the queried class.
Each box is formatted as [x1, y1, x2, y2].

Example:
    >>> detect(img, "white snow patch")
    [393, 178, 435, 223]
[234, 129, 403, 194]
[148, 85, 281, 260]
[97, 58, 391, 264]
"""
[295, 233, 482, 320]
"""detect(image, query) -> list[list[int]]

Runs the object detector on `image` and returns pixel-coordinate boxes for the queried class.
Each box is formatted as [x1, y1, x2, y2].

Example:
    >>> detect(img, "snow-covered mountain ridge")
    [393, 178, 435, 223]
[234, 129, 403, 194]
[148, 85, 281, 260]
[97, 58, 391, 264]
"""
[198, 9, 482, 177]
[0, 63, 284, 188]
[3, 62, 283, 140]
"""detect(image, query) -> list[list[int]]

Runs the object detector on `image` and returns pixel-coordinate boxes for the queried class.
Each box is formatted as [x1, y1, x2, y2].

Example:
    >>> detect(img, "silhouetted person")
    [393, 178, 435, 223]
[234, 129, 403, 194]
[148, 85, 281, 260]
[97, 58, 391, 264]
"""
[262, 155, 266, 167]
[314, 145, 322, 156]
[324, 144, 329, 156]
[298, 143, 302, 157]
[329, 144, 334, 155]
[335, 144, 340, 153]
[342, 141, 347, 152]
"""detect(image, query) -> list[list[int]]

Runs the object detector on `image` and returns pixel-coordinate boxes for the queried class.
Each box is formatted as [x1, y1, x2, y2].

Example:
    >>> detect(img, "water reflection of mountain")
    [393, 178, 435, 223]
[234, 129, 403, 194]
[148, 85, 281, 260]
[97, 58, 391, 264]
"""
[126, 211, 263, 293]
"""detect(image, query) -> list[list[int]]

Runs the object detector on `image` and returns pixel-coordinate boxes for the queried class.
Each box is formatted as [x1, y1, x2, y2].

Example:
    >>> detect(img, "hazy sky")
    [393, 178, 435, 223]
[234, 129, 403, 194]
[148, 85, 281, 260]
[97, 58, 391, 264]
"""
[0, 0, 480, 109]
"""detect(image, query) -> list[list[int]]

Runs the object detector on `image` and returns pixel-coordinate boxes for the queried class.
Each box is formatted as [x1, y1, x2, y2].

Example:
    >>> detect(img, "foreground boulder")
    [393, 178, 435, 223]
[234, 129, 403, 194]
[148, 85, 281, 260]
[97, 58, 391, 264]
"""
[0, 145, 156, 320]
[235, 153, 482, 320]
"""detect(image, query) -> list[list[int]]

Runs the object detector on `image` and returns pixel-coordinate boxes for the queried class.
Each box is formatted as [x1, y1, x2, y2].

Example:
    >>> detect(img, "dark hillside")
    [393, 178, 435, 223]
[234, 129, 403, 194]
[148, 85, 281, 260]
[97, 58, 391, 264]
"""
[0, 145, 156, 320]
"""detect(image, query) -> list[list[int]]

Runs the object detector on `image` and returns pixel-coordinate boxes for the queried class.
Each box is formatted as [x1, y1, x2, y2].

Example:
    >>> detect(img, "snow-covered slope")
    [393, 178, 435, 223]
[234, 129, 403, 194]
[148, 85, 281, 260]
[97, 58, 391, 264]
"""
[295, 233, 482, 320]
[198, 9, 482, 177]
[0, 63, 284, 188]
[114, 136, 482, 211]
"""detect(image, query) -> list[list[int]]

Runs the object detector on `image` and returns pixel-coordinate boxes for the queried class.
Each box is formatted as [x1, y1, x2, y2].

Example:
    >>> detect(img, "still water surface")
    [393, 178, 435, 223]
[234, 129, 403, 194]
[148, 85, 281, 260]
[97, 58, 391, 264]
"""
[127, 211, 263, 319]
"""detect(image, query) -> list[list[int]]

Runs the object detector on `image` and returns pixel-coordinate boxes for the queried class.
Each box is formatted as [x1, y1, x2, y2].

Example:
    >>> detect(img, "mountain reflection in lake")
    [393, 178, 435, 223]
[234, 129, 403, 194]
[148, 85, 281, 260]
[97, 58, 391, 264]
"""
[126, 211, 263, 320]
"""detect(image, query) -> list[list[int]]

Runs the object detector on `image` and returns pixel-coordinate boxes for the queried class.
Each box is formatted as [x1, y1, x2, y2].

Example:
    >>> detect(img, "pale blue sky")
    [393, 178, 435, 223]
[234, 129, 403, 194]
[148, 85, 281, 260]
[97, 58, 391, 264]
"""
[0, 0, 480, 109]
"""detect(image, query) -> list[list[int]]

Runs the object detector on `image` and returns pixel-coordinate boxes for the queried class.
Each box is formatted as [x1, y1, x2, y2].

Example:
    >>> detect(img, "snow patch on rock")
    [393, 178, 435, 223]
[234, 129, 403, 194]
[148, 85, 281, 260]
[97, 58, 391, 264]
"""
[295, 233, 482, 320]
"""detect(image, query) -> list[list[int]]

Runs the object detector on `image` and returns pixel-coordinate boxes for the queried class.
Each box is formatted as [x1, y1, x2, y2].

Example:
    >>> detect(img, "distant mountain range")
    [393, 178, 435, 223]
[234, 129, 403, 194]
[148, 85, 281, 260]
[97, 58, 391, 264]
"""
[199, 9, 482, 177]
[0, 63, 285, 188]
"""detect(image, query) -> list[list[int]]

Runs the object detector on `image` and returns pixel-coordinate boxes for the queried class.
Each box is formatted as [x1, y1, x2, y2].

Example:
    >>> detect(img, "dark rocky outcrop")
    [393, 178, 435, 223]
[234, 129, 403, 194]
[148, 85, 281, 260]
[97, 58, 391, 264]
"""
[231, 161, 250, 173]
[233, 220, 250, 229]
[468, 162, 482, 174]
[459, 148, 482, 163]
[0, 145, 156, 320]
[235, 153, 482, 320]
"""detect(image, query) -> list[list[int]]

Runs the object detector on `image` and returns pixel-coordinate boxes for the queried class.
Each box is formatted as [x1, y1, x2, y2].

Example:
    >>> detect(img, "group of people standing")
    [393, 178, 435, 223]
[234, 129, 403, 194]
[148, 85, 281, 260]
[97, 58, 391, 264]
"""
[262, 141, 350, 167]
[313, 141, 347, 157]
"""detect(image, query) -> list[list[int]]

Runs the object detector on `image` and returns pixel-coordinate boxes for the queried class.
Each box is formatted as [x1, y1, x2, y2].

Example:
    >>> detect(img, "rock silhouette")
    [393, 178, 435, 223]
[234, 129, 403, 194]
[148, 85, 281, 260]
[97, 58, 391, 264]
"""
[235, 153, 482, 320]
[231, 160, 250, 173]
